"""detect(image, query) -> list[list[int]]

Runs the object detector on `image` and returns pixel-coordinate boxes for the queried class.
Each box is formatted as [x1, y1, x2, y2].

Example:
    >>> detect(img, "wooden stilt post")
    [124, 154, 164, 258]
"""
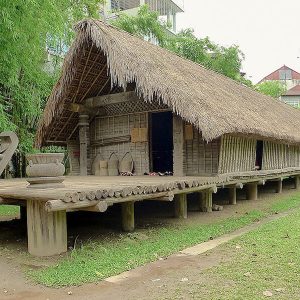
[228, 187, 237, 205]
[174, 194, 187, 219]
[27, 200, 67, 256]
[122, 201, 135, 232]
[295, 176, 300, 190]
[246, 183, 258, 200]
[200, 190, 212, 212]
[276, 179, 283, 193]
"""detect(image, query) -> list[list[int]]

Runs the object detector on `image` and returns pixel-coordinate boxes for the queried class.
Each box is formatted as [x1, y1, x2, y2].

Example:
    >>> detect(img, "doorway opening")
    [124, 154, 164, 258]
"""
[150, 111, 173, 173]
[255, 140, 264, 170]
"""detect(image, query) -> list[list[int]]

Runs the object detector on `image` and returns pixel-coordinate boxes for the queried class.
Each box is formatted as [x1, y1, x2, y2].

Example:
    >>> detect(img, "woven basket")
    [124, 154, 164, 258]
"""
[92, 154, 108, 176]
[119, 152, 134, 173]
[108, 152, 119, 176]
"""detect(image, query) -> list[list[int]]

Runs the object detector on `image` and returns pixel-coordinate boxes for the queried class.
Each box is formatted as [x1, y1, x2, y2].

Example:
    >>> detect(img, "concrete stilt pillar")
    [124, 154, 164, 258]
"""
[246, 183, 258, 200]
[27, 200, 67, 256]
[174, 194, 187, 219]
[122, 201, 135, 232]
[276, 179, 283, 193]
[199, 190, 212, 212]
[229, 187, 237, 205]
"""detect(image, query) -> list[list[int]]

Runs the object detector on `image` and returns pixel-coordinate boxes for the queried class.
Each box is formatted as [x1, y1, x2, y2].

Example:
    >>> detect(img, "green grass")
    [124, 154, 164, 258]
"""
[0, 205, 19, 217]
[169, 206, 300, 299]
[30, 192, 300, 287]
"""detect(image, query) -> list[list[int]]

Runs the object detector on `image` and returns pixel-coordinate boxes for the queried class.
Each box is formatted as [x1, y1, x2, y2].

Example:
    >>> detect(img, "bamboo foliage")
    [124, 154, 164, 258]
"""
[218, 135, 256, 174]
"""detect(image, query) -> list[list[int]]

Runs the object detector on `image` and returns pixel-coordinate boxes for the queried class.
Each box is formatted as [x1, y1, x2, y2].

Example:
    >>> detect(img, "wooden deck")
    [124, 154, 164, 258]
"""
[1, 168, 300, 256]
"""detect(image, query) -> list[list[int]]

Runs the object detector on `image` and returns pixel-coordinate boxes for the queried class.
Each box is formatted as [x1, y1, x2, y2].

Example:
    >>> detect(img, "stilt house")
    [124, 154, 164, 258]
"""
[36, 20, 300, 178]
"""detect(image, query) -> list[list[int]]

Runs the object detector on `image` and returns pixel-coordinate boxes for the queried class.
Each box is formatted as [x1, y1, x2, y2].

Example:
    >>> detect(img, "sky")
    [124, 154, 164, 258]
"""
[176, 0, 300, 83]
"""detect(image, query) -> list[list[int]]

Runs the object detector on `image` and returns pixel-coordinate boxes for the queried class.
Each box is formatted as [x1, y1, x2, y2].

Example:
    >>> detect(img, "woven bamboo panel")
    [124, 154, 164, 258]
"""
[184, 126, 221, 176]
[90, 112, 149, 175]
[262, 141, 300, 170]
[184, 124, 194, 141]
[103, 100, 168, 116]
[218, 135, 256, 174]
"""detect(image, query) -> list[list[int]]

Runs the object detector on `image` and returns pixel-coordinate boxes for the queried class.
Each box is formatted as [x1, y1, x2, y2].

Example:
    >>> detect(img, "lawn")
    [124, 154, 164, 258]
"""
[0, 205, 19, 217]
[168, 205, 300, 299]
[30, 192, 300, 287]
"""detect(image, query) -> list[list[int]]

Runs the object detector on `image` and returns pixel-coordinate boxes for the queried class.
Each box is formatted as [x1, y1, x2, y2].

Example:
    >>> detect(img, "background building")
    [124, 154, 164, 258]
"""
[259, 65, 300, 90]
[102, 0, 184, 34]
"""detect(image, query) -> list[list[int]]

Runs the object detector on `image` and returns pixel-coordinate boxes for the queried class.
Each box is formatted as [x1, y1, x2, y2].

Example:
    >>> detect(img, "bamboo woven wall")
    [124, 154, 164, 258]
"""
[262, 141, 300, 170]
[218, 135, 256, 174]
[184, 127, 221, 176]
[90, 112, 149, 175]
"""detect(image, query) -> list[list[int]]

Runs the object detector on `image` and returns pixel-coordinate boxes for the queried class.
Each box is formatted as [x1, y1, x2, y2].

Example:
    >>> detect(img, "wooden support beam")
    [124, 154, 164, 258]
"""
[246, 183, 258, 200]
[85, 91, 139, 108]
[174, 194, 187, 219]
[223, 183, 243, 189]
[228, 187, 237, 205]
[27, 200, 67, 257]
[199, 190, 212, 212]
[121, 201, 135, 232]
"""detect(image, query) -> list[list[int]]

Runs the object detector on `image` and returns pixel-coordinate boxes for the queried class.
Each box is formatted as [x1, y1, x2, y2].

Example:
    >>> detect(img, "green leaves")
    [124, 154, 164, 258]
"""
[0, 0, 103, 152]
[113, 6, 249, 85]
[255, 81, 287, 98]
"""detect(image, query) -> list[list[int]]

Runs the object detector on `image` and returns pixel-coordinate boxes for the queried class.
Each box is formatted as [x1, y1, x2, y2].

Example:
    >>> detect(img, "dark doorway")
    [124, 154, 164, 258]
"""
[150, 112, 173, 173]
[255, 140, 264, 170]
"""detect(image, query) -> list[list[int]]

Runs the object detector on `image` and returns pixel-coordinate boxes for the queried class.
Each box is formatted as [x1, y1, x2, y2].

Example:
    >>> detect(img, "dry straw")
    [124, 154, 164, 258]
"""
[35, 19, 300, 147]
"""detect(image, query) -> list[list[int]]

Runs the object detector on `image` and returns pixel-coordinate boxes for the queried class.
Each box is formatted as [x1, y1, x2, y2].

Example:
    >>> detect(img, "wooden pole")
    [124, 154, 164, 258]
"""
[246, 183, 258, 200]
[121, 201, 135, 232]
[27, 200, 67, 256]
[199, 190, 212, 212]
[174, 194, 187, 219]
[228, 187, 237, 205]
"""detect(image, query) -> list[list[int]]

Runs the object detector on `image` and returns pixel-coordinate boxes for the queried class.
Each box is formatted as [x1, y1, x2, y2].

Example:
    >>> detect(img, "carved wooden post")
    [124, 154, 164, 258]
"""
[174, 194, 187, 219]
[27, 200, 67, 256]
[79, 114, 89, 176]
[246, 183, 258, 200]
[200, 189, 212, 212]
[122, 201, 135, 232]
[173, 115, 184, 176]
[228, 186, 237, 205]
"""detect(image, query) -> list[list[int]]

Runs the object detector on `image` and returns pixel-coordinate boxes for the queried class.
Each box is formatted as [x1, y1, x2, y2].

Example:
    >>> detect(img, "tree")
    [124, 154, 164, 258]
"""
[0, 0, 103, 152]
[113, 6, 251, 86]
[255, 81, 286, 98]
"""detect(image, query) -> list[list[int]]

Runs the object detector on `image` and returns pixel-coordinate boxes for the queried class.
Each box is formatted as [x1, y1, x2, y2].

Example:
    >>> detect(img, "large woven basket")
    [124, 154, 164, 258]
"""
[119, 152, 134, 173]
[108, 152, 119, 176]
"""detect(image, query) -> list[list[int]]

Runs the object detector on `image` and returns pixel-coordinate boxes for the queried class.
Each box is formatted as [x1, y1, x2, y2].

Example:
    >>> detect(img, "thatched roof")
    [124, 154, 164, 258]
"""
[36, 19, 300, 147]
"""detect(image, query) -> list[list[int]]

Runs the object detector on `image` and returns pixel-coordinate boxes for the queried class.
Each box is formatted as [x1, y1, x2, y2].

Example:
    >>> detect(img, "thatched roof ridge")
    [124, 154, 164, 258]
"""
[36, 19, 300, 147]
